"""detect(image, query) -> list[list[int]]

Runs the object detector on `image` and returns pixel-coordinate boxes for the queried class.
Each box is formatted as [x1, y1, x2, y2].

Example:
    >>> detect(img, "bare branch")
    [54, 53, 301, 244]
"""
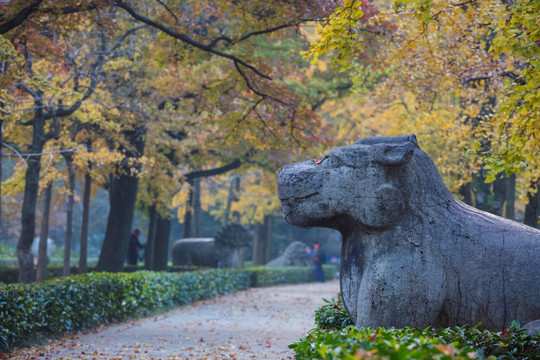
[233, 61, 288, 106]
[155, 0, 180, 23]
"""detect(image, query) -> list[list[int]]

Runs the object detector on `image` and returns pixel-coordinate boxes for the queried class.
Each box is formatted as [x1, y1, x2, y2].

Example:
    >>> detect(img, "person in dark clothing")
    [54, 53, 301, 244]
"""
[313, 242, 326, 282]
[127, 228, 143, 265]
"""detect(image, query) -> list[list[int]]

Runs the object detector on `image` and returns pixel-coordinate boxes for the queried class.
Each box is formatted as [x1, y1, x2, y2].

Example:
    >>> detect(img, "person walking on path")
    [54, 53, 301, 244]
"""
[313, 242, 326, 282]
[126, 228, 143, 265]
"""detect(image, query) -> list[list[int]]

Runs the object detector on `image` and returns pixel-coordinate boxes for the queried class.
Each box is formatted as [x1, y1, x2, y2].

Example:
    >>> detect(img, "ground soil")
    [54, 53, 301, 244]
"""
[9, 280, 339, 360]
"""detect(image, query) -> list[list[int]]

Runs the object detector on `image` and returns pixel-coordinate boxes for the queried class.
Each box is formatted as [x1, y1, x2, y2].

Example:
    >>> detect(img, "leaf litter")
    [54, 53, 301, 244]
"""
[8, 281, 339, 359]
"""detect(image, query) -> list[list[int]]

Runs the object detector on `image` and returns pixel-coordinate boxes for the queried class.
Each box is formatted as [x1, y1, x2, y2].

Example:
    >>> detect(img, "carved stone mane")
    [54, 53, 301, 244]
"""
[277, 134, 540, 330]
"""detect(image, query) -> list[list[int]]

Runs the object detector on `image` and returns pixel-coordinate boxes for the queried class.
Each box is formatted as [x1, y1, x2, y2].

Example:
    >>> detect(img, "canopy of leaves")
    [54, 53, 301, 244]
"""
[304, 0, 539, 193]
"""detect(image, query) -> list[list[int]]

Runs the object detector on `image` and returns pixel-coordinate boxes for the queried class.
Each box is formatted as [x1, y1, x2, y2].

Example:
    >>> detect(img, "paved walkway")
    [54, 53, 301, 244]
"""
[10, 280, 340, 359]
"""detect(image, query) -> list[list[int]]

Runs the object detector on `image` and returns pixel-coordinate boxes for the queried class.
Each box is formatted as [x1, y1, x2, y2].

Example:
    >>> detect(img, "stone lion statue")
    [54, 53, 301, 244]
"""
[171, 223, 252, 268]
[266, 241, 310, 267]
[277, 134, 540, 331]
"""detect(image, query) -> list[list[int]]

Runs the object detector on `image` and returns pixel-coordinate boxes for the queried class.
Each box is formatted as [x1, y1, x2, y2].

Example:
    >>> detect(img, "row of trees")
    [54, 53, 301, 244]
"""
[1, 0, 538, 283]
[0, 0, 338, 282]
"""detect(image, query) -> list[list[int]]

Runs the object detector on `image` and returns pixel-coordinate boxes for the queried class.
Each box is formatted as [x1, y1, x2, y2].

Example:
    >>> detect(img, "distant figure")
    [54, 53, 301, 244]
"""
[313, 242, 326, 282]
[127, 228, 143, 265]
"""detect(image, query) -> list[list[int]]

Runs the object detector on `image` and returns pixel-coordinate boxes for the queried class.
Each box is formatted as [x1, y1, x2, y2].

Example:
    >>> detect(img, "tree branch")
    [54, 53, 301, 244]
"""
[155, 0, 179, 23]
[234, 61, 287, 106]
[209, 22, 304, 48]
[115, 0, 272, 80]
[0, 1, 100, 34]
[0, 0, 44, 34]
[185, 159, 242, 181]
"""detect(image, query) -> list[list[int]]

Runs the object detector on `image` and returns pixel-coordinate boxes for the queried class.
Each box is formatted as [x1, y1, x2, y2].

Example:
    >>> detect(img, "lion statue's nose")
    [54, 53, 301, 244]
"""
[277, 162, 324, 200]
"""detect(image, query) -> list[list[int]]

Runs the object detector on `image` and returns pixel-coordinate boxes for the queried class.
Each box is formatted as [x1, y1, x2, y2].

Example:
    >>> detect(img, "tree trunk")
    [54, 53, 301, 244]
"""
[36, 182, 52, 282]
[183, 179, 194, 238]
[0, 58, 7, 231]
[96, 129, 145, 272]
[473, 172, 491, 213]
[63, 153, 75, 277]
[251, 222, 264, 266]
[252, 215, 273, 266]
[524, 182, 540, 229]
[193, 178, 202, 237]
[237, 247, 245, 268]
[458, 182, 472, 206]
[79, 170, 92, 274]
[96, 171, 140, 272]
[144, 205, 157, 270]
[492, 175, 508, 217]
[505, 174, 516, 220]
[0, 118, 3, 231]
[224, 176, 235, 224]
[263, 215, 273, 264]
[153, 213, 170, 271]
[17, 115, 45, 283]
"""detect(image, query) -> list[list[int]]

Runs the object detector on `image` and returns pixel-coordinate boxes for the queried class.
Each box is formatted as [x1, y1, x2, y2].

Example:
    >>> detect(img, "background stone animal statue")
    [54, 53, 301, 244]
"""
[171, 223, 252, 268]
[278, 134, 540, 331]
[266, 241, 310, 267]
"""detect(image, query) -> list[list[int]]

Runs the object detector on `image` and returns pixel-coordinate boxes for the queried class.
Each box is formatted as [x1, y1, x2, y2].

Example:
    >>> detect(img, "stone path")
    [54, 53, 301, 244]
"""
[10, 280, 340, 360]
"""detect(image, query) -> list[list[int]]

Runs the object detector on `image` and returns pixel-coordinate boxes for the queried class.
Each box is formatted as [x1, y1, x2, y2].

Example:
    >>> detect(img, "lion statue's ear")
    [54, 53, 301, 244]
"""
[360, 184, 406, 228]
[373, 142, 414, 167]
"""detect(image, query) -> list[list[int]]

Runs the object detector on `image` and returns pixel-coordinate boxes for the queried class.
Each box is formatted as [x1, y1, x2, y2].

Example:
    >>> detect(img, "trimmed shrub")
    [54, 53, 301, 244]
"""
[246, 264, 336, 287]
[0, 263, 337, 353]
[0, 264, 201, 284]
[0, 269, 250, 352]
[290, 295, 540, 359]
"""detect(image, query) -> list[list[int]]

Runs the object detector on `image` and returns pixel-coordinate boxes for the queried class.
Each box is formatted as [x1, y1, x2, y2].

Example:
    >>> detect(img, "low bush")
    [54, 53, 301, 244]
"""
[0, 269, 250, 352]
[246, 264, 336, 287]
[0, 264, 201, 284]
[314, 294, 354, 330]
[291, 295, 540, 359]
[1, 265, 335, 353]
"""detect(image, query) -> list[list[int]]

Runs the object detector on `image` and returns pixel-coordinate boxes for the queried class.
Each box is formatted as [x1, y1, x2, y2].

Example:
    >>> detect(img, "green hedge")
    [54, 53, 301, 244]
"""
[0, 264, 337, 285]
[246, 264, 336, 287]
[0, 264, 201, 284]
[0, 265, 336, 353]
[290, 295, 540, 359]
[0, 269, 250, 352]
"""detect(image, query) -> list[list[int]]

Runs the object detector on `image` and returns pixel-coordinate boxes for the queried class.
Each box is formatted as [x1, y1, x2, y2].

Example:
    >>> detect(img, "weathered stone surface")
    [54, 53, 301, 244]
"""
[171, 223, 252, 268]
[277, 134, 540, 331]
[266, 241, 310, 267]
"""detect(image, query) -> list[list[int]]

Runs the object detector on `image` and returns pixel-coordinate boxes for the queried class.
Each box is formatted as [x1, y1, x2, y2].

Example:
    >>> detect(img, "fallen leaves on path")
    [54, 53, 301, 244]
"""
[8, 281, 339, 360]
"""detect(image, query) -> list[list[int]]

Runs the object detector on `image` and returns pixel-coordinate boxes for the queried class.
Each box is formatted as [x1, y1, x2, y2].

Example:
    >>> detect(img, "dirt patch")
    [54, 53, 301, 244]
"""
[9, 280, 339, 359]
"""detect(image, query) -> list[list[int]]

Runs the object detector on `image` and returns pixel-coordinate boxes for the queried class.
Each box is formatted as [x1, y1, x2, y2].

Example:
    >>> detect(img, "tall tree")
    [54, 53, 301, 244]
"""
[78, 161, 92, 273]
[2, 0, 340, 276]
[96, 127, 145, 272]
[303, 0, 538, 215]
[35, 181, 52, 282]
[4, 12, 143, 282]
